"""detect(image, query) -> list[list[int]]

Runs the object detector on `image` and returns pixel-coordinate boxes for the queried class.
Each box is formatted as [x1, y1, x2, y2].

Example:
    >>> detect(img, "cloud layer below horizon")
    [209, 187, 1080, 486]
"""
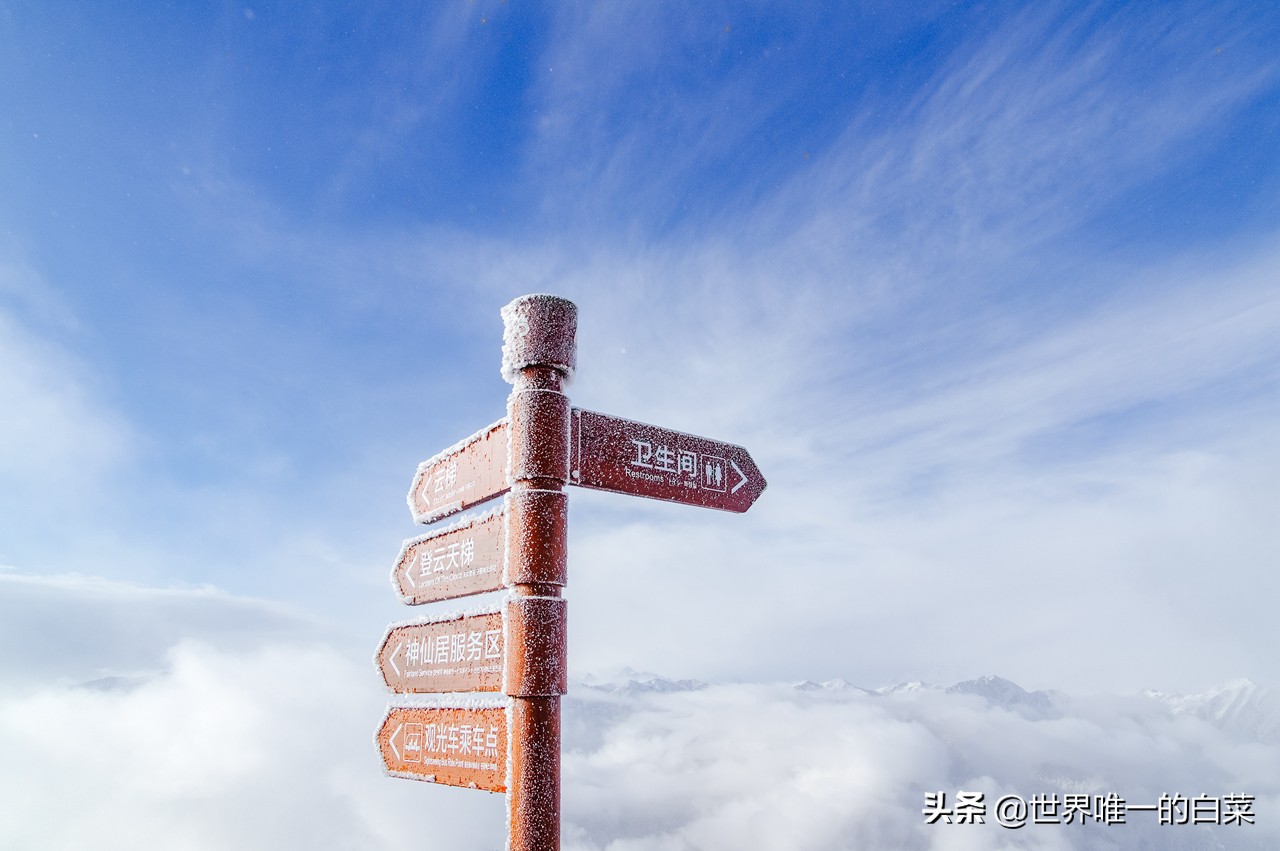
[1, 574, 1277, 851]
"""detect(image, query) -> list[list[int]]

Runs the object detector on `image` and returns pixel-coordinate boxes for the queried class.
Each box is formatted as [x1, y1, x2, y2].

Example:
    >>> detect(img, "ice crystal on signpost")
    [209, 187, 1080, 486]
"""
[378, 294, 763, 851]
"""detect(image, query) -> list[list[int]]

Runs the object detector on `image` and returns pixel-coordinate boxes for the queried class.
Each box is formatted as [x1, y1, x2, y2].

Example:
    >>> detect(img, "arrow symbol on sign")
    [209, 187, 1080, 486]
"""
[389, 641, 402, 677]
[390, 723, 403, 761]
[403, 559, 416, 589]
[569, 409, 765, 512]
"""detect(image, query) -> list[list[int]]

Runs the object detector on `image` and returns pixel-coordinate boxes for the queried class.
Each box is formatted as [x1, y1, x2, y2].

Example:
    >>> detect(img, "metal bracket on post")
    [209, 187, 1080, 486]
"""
[501, 293, 576, 851]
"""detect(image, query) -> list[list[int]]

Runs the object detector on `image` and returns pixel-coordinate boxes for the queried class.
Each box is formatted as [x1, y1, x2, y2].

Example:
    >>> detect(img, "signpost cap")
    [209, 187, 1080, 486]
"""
[501, 294, 577, 384]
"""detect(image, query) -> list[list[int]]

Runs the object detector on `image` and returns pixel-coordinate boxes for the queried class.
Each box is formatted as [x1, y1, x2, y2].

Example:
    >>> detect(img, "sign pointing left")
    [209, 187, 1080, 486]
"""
[393, 506, 507, 605]
[376, 610, 505, 694]
[377, 702, 508, 791]
[407, 419, 510, 524]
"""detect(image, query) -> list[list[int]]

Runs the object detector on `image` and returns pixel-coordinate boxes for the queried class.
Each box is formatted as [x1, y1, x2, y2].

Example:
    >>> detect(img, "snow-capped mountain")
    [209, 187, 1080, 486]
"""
[944, 674, 1062, 717]
[794, 678, 873, 694]
[1144, 678, 1280, 743]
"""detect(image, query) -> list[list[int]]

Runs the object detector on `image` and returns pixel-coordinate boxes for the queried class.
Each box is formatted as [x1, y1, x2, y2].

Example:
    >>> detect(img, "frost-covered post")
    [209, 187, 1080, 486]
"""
[500, 294, 574, 851]
[381, 292, 762, 837]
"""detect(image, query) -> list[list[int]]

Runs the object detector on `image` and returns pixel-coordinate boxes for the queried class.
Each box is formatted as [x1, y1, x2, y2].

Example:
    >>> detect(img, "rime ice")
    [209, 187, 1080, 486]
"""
[379, 293, 763, 851]
[500, 294, 577, 384]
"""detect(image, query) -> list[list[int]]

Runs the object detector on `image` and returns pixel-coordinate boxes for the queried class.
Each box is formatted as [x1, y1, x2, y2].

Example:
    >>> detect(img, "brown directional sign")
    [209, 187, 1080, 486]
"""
[407, 419, 510, 525]
[569, 408, 766, 512]
[393, 506, 506, 604]
[376, 611, 504, 694]
[377, 703, 508, 791]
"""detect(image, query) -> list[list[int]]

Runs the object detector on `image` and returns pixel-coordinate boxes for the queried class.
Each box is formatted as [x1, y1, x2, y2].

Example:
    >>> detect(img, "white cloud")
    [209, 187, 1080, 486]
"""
[0, 639, 507, 851]
[561, 676, 1280, 851]
[0, 307, 131, 491]
[563, 395, 1279, 694]
[830, 247, 1280, 483]
[0, 562, 1274, 851]
[0, 251, 142, 576]
[759, 2, 1278, 281]
[0, 569, 330, 696]
[3, 647, 1274, 851]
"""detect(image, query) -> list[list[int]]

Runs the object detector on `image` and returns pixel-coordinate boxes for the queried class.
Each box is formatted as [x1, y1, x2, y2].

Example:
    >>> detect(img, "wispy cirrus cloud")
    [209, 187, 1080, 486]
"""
[0, 247, 131, 492]
[0, 278, 135, 565]
[5, 0, 1273, 708]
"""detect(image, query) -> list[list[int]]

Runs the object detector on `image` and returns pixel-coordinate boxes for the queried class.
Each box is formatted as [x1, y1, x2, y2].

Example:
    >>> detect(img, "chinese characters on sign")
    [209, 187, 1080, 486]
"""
[628, 438, 727, 490]
[381, 294, 765, 851]
[394, 507, 506, 604]
[569, 408, 765, 512]
[923, 790, 1257, 829]
[377, 611, 505, 694]
[407, 420, 510, 524]
[378, 704, 509, 791]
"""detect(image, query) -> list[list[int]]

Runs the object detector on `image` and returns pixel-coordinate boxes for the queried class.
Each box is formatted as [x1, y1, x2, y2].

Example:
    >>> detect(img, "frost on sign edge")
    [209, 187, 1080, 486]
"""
[500, 294, 577, 383]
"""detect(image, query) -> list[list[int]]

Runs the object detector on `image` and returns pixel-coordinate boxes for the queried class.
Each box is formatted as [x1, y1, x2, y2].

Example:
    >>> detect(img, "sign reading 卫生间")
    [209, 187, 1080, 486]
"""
[380, 294, 767, 851]
[569, 408, 766, 513]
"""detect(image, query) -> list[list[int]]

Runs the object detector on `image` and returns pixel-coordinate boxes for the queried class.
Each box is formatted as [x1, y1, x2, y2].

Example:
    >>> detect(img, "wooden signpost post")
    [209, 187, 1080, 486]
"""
[376, 294, 765, 851]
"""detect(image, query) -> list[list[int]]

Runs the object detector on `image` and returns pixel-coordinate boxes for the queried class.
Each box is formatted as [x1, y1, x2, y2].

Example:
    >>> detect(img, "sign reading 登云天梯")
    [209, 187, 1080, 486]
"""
[393, 506, 506, 604]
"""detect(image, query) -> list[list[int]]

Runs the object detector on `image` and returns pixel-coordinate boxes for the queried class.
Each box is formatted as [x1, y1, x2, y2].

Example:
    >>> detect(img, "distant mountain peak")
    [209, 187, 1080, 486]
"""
[795, 678, 872, 694]
[1144, 679, 1279, 742]
[573, 669, 706, 695]
[946, 675, 1059, 716]
[75, 675, 149, 693]
[876, 680, 938, 695]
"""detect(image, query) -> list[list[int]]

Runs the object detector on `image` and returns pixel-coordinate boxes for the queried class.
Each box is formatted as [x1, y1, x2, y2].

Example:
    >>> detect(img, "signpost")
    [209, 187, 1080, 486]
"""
[407, 419, 509, 525]
[570, 408, 766, 513]
[392, 506, 507, 604]
[377, 702, 509, 791]
[376, 610, 505, 694]
[376, 294, 765, 851]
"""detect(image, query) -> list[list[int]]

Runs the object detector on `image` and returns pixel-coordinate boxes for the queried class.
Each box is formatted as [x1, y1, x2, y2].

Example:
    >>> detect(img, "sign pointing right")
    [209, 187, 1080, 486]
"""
[569, 408, 766, 513]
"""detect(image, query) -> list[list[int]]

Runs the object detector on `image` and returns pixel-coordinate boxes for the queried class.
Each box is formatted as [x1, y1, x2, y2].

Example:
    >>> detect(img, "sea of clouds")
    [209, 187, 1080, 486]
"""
[2, 571, 1276, 851]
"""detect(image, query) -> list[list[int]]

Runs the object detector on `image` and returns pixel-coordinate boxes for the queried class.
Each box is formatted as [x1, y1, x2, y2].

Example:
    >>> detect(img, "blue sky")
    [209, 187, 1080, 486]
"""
[2, 6, 1280, 845]
[5, 0, 1280, 683]
[2, 3, 1280, 844]
[4, 0, 1279, 686]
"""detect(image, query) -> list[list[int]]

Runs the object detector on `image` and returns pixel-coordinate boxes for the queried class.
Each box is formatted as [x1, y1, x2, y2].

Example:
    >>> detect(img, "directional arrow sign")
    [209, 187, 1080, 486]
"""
[393, 506, 507, 604]
[569, 408, 766, 512]
[407, 419, 509, 525]
[376, 702, 508, 791]
[376, 610, 504, 694]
